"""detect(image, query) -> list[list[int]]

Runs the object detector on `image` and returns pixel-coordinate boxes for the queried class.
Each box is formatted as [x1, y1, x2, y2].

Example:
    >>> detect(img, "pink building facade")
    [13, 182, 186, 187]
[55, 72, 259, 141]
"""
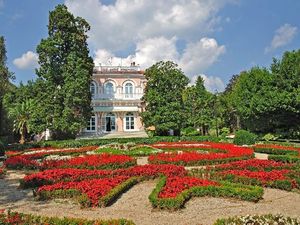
[84, 65, 146, 135]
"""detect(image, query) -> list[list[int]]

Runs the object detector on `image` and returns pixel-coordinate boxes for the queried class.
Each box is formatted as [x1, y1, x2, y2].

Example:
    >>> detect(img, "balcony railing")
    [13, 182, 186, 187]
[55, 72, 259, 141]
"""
[92, 93, 143, 100]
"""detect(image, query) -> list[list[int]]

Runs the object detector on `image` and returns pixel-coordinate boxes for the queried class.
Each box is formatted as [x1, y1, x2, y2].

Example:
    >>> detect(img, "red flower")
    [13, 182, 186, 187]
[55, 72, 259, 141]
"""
[158, 176, 219, 198]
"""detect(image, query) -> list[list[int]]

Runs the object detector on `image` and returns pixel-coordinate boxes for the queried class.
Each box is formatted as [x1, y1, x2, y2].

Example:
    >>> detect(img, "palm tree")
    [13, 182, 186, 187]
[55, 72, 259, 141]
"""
[8, 99, 34, 144]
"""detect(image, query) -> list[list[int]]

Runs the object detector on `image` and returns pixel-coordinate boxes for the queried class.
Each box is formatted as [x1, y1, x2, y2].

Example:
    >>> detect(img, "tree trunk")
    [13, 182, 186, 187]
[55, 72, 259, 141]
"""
[19, 126, 26, 144]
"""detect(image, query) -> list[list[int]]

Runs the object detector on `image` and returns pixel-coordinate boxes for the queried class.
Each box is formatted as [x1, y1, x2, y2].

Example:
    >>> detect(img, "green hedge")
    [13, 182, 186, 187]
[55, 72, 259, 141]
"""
[149, 155, 254, 167]
[214, 214, 300, 225]
[0, 211, 134, 225]
[40, 136, 220, 148]
[95, 146, 161, 156]
[268, 154, 300, 163]
[233, 130, 257, 145]
[149, 176, 263, 210]
[253, 146, 298, 156]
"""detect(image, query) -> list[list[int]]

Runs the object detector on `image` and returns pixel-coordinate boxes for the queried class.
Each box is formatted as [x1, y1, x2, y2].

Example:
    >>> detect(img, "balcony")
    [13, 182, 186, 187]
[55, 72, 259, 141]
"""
[92, 92, 143, 100]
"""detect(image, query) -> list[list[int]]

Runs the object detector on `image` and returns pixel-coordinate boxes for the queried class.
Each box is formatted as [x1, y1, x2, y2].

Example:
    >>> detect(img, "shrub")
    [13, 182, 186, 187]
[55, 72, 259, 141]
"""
[233, 130, 257, 145]
[0, 211, 135, 225]
[181, 127, 199, 136]
[262, 133, 278, 141]
[214, 214, 300, 225]
[0, 140, 4, 156]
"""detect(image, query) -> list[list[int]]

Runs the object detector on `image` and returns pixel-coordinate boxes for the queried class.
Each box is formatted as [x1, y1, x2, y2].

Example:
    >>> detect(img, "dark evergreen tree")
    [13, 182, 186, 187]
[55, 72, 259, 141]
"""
[35, 4, 94, 138]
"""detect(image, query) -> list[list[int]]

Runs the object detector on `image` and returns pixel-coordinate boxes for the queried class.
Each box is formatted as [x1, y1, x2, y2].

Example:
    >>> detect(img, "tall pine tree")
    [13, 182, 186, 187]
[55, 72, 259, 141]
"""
[35, 4, 94, 138]
[0, 36, 14, 136]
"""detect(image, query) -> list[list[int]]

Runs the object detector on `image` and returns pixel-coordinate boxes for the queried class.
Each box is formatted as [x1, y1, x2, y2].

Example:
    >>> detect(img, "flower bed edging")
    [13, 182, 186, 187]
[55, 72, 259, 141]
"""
[213, 214, 300, 225]
[0, 210, 135, 225]
[36, 176, 135, 207]
[149, 176, 263, 210]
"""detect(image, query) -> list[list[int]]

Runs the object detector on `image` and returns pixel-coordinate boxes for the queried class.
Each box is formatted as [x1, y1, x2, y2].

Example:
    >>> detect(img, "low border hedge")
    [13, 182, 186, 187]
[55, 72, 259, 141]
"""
[0, 211, 135, 225]
[213, 214, 300, 225]
[36, 176, 140, 208]
[268, 154, 300, 163]
[149, 155, 254, 167]
[149, 176, 263, 210]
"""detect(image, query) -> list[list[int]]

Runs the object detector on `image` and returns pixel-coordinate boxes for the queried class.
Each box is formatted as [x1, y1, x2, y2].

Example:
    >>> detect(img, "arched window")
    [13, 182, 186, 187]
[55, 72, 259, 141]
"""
[104, 82, 114, 95]
[125, 112, 134, 130]
[90, 82, 97, 98]
[124, 82, 133, 98]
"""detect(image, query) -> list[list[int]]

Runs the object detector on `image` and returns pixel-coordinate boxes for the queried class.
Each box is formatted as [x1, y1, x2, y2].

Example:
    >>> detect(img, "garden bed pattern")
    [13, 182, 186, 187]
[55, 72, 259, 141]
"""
[254, 144, 300, 163]
[149, 142, 254, 166]
[193, 159, 300, 191]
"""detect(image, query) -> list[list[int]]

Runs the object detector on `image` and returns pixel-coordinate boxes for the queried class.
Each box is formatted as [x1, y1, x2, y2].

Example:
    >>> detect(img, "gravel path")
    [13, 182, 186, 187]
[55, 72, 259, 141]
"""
[1, 171, 300, 225]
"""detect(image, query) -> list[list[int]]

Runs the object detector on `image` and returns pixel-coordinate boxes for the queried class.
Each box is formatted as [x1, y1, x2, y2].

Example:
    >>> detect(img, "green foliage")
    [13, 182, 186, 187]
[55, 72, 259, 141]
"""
[8, 99, 36, 144]
[0, 140, 4, 156]
[181, 127, 199, 136]
[222, 49, 300, 137]
[268, 155, 300, 163]
[0, 211, 135, 225]
[142, 61, 189, 135]
[149, 177, 263, 210]
[262, 133, 278, 141]
[96, 146, 161, 156]
[182, 76, 216, 136]
[214, 214, 300, 225]
[40, 136, 220, 148]
[0, 36, 15, 137]
[233, 130, 257, 145]
[34, 4, 94, 138]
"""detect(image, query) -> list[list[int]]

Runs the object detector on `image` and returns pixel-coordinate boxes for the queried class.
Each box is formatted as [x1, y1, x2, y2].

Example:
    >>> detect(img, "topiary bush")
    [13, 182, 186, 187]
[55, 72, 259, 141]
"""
[233, 130, 257, 145]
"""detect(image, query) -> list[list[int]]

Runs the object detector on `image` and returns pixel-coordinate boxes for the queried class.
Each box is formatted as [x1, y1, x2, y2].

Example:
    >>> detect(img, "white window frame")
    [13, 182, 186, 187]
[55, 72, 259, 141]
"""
[85, 115, 97, 132]
[104, 82, 115, 95]
[123, 81, 134, 99]
[124, 112, 135, 131]
[90, 81, 97, 98]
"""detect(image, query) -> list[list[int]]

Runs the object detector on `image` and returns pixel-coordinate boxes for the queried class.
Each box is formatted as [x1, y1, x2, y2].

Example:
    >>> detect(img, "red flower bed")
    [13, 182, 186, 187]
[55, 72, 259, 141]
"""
[214, 159, 294, 171]
[149, 142, 253, 166]
[5, 146, 99, 170]
[158, 176, 219, 198]
[218, 169, 291, 183]
[41, 154, 136, 170]
[22, 164, 187, 188]
[37, 176, 129, 206]
[5, 156, 40, 170]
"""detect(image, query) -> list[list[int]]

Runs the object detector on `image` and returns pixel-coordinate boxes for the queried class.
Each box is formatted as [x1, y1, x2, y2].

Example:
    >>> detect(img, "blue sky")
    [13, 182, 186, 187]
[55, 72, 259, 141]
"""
[0, 0, 299, 92]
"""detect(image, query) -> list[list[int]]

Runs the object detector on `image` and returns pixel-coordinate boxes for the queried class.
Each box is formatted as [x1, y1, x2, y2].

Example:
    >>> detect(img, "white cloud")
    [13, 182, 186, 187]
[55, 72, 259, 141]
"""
[13, 51, 39, 70]
[265, 24, 298, 52]
[65, 0, 231, 51]
[179, 38, 225, 76]
[200, 74, 225, 92]
[66, 0, 228, 92]
[94, 36, 225, 91]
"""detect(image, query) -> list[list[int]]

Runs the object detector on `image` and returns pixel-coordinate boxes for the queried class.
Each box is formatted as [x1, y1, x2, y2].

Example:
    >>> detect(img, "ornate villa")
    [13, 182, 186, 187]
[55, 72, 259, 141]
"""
[83, 63, 146, 136]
